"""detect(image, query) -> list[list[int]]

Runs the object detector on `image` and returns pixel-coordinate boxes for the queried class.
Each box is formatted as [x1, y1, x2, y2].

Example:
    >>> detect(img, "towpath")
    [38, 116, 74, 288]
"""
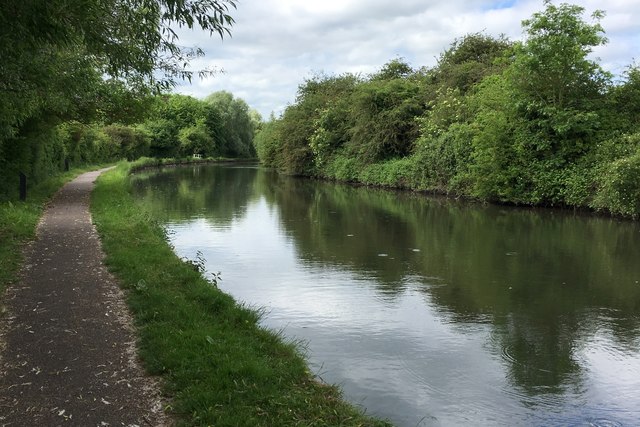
[0, 169, 167, 426]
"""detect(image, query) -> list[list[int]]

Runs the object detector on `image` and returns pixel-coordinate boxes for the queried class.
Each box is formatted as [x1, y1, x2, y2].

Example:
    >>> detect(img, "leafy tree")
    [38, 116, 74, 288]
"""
[0, 0, 236, 90]
[205, 91, 258, 158]
[103, 124, 150, 161]
[254, 119, 281, 166]
[0, 0, 236, 197]
[154, 95, 206, 130]
[178, 119, 215, 157]
[140, 119, 180, 158]
[257, 73, 361, 174]
[349, 66, 426, 162]
[432, 33, 512, 94]
[609, 65, 640, 133]
[371, 58, 414, 81]
[468, 1, 613, 204]
[514, 1, 610, 110]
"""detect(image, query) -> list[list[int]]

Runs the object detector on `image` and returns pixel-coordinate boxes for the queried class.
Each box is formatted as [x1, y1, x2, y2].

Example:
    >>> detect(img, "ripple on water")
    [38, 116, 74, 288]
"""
[500, 343, 557, 375]
[501, 343, 518, 364]
[588, 418, 624, 427]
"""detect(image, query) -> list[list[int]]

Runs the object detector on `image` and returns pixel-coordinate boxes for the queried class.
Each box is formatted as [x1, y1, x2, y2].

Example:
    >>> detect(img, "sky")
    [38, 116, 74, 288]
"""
[174, 0, 640, 118]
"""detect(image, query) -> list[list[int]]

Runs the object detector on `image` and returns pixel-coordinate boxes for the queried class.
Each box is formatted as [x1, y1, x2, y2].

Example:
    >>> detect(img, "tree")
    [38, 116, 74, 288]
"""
[432, 33, 512, 94]
[0, 0, 236, 88]
[609, 65, 640, 133]
[349, 68, 426, 162]
[205, 91, 257, 158]
[468, 2, 613, 204]
[371, 58, 413, 81]
[178, 119, 215, 157]
[0, 0, 236, 144]
[513, 0, 610, 110]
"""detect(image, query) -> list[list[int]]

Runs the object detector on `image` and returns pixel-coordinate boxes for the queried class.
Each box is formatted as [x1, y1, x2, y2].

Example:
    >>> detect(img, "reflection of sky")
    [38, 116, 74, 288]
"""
[167, 195, 640, 427]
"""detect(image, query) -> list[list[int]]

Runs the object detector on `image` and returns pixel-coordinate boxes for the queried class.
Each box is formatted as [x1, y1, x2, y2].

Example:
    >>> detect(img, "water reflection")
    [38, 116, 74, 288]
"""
[131, 164, 640, 426]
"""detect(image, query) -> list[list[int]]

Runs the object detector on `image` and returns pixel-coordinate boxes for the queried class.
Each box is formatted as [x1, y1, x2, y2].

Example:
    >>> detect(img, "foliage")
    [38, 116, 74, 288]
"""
[139, 119, 179, 158]
[414, 123, 475, 193]
[0, 0, 237, 198]
[264, 74, 361, 175]
[515, 1, 609, 110]
[592, 133, 640, 216]
[0, 122, 67, 199]
[204, 91, 258, 158]
[178, 119, 215, 157]
[595, 150, 640, 217]
[0, 0, 236, 93]
[323, 154, 362, 182]
[255, 2, 640, 217]
[358, 157, 417, 188]
[103, 124, 150, 161]
[432, 32, 512, 94]
[140, 92, 257, 160]
[348, 70, 426, 162]
[609, 65, 640, 133]
[254, 120, 281, 166]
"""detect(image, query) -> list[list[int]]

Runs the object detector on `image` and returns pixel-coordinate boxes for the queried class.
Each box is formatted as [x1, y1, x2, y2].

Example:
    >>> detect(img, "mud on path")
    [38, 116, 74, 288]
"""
[0, 169, 168, 426]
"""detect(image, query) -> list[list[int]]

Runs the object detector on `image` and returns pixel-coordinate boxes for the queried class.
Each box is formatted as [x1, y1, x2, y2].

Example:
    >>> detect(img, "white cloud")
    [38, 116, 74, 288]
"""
[173, 0, 640, 118]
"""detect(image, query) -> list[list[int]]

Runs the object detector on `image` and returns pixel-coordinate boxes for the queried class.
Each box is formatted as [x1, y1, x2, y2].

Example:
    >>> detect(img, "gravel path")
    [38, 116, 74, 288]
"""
[0, 169, 167, 427]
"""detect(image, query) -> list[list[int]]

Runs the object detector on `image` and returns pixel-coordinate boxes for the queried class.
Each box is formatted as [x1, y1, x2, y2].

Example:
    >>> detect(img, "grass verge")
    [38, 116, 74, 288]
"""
[91, 161, 390, 426]
[0, 165, 108, 294]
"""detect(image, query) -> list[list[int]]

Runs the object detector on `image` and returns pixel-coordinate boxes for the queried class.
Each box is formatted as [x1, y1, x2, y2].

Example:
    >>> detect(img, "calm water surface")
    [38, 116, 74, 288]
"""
[131, 164, 640, 426]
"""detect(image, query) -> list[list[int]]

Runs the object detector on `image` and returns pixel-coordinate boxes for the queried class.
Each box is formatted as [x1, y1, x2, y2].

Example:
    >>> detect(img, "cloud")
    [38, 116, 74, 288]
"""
[174, 0, 640, 118]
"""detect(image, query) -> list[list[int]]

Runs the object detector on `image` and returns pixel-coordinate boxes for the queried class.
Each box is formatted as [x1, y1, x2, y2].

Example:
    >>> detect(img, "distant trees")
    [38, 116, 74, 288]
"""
[142, 92, 260, 159]
[205, 91, 258, 158]
[255, 2, 640, 217]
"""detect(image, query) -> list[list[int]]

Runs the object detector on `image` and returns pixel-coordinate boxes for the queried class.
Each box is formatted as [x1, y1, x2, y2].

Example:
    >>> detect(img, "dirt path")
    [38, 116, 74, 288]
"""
[0, 169, 167, 426]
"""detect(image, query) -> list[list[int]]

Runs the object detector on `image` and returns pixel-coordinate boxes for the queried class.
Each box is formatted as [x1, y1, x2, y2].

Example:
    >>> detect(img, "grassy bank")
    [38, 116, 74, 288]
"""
[0, 166, 107, 294]
[91, 161, 390, 426]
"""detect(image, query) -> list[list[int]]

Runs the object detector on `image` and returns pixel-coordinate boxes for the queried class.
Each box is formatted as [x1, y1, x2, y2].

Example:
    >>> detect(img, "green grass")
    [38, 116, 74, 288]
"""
[91, 161, 391, 427]
[0, 165, 109, 294]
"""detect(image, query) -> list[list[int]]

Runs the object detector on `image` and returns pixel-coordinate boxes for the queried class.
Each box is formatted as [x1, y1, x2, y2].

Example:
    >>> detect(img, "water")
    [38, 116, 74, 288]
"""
[131, 164, 640, 426]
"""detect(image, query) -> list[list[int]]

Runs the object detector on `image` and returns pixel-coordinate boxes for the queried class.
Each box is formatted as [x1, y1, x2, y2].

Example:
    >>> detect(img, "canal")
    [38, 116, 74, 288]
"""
[131, 164, 640, 426]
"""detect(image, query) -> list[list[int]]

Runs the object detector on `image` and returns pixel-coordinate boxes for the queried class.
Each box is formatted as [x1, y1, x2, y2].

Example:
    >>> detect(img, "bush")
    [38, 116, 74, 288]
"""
[413, 123, 474, 193]
[0, 123, 66, 200]
[140, 119, 179, 158]
[178, 120, 215, 157]
[594, 147, 640, 217]
[254, 120, 280, 166]
[103, 124, 150, 161]
[358, 157, 417, 188]
[323, 154, 360, 182]
[348, 77, 425, 163]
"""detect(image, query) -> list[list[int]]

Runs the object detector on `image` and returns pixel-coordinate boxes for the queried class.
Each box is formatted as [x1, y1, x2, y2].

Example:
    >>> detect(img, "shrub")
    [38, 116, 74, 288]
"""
[594, 147, 640, 217]
[103, 124, 150, 161]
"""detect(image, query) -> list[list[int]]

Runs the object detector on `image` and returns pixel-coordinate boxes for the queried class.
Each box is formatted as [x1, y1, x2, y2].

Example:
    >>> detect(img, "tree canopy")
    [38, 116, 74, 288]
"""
[0, 0, 238, 199]
[0, 0, 236, 141]
[255, 2, 640, 217]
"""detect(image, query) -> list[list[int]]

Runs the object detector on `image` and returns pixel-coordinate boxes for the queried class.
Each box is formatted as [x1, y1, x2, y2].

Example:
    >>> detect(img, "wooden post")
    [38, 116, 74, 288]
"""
[19, 172, 27, 201]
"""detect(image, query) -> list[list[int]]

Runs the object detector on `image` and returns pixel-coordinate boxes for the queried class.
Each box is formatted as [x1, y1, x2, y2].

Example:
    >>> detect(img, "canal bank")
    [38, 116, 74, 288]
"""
[91, 160, 390, 426]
